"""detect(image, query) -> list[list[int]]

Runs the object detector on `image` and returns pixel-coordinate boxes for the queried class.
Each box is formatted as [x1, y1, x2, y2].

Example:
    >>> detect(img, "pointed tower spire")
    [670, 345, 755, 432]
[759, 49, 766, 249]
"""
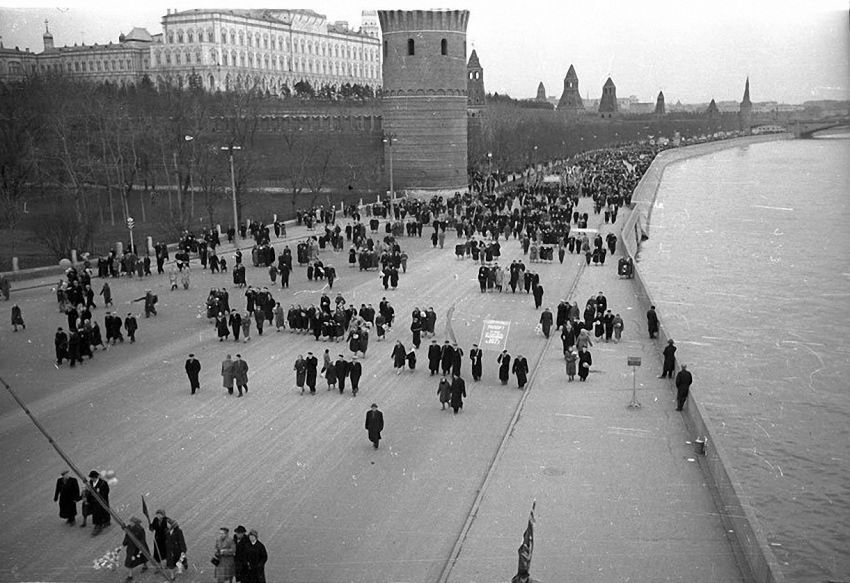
[742, 76, 751, 105]
[558, 65, 584, 112]
[42, 18, 55, 52]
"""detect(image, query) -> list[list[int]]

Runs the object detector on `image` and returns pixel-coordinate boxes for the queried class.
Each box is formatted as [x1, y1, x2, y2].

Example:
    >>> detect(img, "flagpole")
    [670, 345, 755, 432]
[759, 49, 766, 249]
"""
[0, 376, 168, 581]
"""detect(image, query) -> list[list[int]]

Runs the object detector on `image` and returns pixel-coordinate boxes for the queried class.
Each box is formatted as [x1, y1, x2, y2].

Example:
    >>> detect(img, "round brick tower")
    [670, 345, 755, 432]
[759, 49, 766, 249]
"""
[378, 10, 470, 191]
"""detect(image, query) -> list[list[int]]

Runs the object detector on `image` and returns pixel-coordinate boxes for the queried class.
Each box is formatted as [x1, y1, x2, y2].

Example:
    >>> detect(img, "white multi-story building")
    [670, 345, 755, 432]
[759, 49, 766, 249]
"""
[0, 9, 382, 94]
[150, 8, 382, 93]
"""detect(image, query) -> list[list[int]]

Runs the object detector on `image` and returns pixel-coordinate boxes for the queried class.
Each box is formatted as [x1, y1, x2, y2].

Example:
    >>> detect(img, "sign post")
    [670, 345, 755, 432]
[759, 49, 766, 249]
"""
[627, 356, 642, 409]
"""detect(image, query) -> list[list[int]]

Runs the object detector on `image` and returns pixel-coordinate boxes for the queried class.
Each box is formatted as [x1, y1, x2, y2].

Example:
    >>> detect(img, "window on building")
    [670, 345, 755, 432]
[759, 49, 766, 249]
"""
[208, 30, 214, 43]
[441, 39, 447, 55]
[238, 32, 244, 46]
[168, 32, 173, 44]
[177, 31, 184, 43]
[221, 32, 227, 44]
[195, 50, 201, 64]
[187, 31, 193, 43]
[408, 39, 414, 56]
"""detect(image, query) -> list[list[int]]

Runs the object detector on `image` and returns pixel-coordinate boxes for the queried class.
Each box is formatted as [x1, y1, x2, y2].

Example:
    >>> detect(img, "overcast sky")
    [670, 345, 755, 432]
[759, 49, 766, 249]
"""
[1, 0, 847, 103]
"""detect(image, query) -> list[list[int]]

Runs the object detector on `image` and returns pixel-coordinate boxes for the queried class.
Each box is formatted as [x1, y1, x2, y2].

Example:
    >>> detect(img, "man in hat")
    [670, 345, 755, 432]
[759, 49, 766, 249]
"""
[233, 354, 249, 396]
[365, 403, 384, 449]
[349, 355, 362, 397]
[675, 364, 694, 411]
[53, 469, 80, 524]
[427, 340, 441, 376]
[87, 470, 111, 536]
[233, 525, 250, 582]
[185, 354, 201, 395]
[244, 529, 268, 583]
[660, 339, 677, 378]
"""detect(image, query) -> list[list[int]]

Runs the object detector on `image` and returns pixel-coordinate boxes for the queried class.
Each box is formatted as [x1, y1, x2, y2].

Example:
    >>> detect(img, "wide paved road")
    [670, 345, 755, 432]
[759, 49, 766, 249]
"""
[0, 205, 589, 582]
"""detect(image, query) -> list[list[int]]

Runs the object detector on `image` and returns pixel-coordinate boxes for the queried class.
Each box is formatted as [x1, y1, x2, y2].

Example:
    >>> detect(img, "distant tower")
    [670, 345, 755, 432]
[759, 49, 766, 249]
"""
[379, 10, 470, 191]
[706, 98, 720, 116]
[536, 82, 547, 102]
[739, 77, 753, 133]
[42, 19, 55, 53]
[598, 77, 618, 117]
[467, 49, 486, 116]
[557, 64, 584, 112]
[361, 10, 380, 39]
[654, 91, 665, 115]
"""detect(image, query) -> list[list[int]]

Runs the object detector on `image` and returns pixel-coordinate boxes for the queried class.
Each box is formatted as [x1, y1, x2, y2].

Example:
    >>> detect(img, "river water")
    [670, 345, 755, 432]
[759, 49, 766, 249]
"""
[639, 134, 850, 582]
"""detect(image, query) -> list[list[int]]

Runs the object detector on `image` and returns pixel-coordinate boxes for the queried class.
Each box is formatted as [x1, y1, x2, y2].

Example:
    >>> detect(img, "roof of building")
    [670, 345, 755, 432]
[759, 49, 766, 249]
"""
[603, 76, 615, 88]
[657, 91, 664, 100]
[565, 64, 577, 80]
[467, 49, 480, 69]
[123, 27, 153, 42]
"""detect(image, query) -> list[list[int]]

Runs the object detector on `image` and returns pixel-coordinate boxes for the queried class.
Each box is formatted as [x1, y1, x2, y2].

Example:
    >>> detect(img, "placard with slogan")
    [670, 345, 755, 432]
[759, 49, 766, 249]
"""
[479, 320, 511, 351]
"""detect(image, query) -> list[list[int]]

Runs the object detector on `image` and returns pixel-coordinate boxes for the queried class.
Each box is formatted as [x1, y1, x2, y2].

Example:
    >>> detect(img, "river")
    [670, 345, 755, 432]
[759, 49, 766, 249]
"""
[638, 133, 850, 582]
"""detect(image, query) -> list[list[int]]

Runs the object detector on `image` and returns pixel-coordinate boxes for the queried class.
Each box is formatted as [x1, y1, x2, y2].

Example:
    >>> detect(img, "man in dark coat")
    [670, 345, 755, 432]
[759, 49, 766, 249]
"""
[54, 328, 69, 367]
[53, 470, 80, 524]
[234, 525, 250, 582]
[578, 346, 593, 381]
[349, 356, 362, 397]
[539, 308, 553, 338]
[512, 355, 529, 389]
[124, 313, 138, 342]
[185, 354, 201, 395]
[335, 355, 349, 394]
[233, 354, 249, 396]
[244, 529, 268, 583]
[305, 352, 318, 393]
[497, 351, 511, 385]
[88, 470, 110, 536]
[149, 509, 168, 564]
[646, 305, 659, 338]
[428, 340, 441, 375]
[675, 364, 693, 411]
[392, 341, 407, 374]
[365, 403, 384, 448]
[660, 339, 677, 378]
[451, 343, 464, 377]
[532, 283, 544, 309]
[450, 374, 466, 414]
[440, 341, 455, 376]
[469, 344, 483, 381]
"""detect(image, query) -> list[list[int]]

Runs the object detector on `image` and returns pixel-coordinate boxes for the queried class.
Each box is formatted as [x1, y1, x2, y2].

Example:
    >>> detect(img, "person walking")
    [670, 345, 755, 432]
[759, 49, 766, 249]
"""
[437, 376, 451, 409]
[675, 364, 693, 411]
[647, 305, 659, 338]
[293, 355, 307, 394]
[11, 303, 25, 331]
[221, 355, 235, 395]
[53, 470, 80, 525]
[578, 346, 592, 381]
[532, 284, 544, 309]
[124, 313, 138, 343]
[449, 373, 466, 414]
[469, 344, 483, 381]
[213, 527, 236, 583]
[428, 340, 441, 375]
[565, 346, 578, 382]
[391, 341, 407, 375]
[87, 470, 111, 536]
[365, 403, 384, 449]
[539, 308, 553, 338]
[305, 352, 318, 394]
[612, 313, 624, 342]
[233, 354, 249, 396]
[660, 339, 676, 378]
[233, 526, 249, 583]
[349, 355, 362, 397]
[149, 509, 168, 565]
[185, 354, 201, 395]
[243, 529, 268, 583]
[122, 516, 149, 581]
[497, 350, 511, 385]
[164, 518, 188, 580]
[512, 355, 529, 389]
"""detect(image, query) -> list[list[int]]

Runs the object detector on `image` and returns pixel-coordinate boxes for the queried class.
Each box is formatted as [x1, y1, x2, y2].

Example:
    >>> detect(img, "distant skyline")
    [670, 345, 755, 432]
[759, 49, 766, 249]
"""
[1, 0, 848, 104]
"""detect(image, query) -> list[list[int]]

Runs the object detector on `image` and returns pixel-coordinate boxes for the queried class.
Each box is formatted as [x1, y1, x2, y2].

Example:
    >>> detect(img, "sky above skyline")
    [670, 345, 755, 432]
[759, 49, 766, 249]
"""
[1, 0, 847, 104]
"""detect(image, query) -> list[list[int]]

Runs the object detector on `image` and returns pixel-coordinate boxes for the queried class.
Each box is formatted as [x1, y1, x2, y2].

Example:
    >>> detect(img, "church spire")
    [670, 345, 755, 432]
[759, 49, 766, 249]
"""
[741, 76, 751, 106]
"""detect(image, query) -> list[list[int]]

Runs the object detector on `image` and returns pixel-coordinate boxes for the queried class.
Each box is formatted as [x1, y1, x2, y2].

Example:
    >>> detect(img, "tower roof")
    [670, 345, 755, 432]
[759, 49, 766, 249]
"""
[565, 64, 577, 80]
[741, 77, 751, 105]
[657, 91, 664, 100]
[467, 49, 480, 69]
[603, 77, 615, 88]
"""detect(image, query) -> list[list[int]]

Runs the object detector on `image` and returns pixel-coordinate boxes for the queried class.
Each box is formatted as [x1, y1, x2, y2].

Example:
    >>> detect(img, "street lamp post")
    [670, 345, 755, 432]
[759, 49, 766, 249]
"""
[221, 145, 242, 239]
[487, 151, 492, 193]
[185, 135, 195, 218]
[382, 132, 396, 216]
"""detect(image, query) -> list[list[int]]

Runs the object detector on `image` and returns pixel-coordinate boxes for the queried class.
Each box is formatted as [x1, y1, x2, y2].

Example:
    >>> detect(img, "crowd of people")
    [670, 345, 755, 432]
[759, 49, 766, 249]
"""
[14, 140, 706, 581]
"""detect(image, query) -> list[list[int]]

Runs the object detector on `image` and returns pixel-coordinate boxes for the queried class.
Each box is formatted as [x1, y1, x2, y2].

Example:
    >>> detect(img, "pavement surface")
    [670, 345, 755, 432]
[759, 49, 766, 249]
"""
[0, 196, 743, 582]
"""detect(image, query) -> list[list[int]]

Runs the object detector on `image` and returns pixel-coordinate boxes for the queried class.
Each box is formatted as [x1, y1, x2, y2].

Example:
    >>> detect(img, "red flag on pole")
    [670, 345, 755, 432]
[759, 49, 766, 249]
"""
[511, 500, 536, 583]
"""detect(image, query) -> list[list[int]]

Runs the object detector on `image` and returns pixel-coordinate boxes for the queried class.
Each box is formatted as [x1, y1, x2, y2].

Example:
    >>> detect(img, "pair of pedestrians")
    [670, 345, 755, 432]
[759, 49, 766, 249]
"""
[183, 353, 249, 396]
